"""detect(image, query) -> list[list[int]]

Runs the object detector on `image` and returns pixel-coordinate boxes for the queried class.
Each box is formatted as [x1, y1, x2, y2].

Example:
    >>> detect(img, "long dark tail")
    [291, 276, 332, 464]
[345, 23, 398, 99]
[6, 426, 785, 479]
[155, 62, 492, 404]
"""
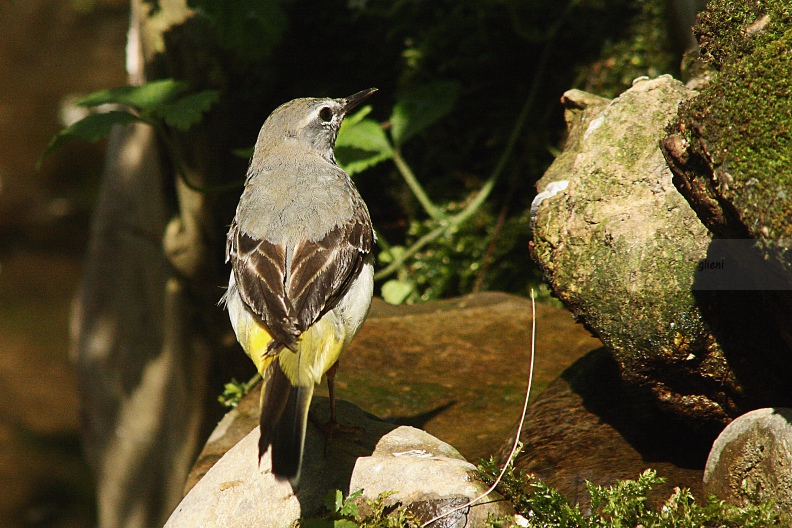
[258, 360, 314, 483]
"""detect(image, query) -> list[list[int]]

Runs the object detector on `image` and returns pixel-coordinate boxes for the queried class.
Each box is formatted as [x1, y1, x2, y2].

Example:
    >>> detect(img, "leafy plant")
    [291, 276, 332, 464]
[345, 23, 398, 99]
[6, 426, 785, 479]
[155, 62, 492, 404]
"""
[298, 489, 420, 528]
[39, 78, 220, 168]
[217, 373, 261, 408]
[336, 76, 536, 304]
[476, 460, 792, 528]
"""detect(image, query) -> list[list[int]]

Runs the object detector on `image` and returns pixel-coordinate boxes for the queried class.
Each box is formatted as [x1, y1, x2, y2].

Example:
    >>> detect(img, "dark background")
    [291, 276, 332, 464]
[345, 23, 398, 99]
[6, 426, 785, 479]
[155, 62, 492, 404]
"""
[0, 0, 695, 525]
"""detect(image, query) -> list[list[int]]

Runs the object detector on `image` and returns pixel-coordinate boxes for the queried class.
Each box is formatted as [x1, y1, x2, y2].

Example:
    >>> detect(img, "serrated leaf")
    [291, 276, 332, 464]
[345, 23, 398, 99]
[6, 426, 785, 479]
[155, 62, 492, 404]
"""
[156, 90, 221, 131]
[338, 498, 359, 518]
[390, 80, 461, 146]
[77, 79, 189, 111]
[382, 279, 414, 305]
[38, 110, 144, 168]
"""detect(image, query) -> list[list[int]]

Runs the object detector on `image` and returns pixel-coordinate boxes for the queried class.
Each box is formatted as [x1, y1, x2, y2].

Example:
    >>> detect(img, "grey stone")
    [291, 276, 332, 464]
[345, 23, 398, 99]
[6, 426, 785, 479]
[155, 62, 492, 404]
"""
[166, 398, 513, 527]
[704, 408, 792, 511]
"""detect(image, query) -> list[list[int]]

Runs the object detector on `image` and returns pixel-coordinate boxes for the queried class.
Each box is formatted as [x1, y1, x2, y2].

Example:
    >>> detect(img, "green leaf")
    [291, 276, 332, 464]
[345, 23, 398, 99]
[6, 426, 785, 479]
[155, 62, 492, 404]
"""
[38, 110, 144, 168]
[389, 80, 461, 146]
[382, 279, 414, 305]
[77, 79, 190, 111]
[338, 490, 362, 518]
[337, 117, 392, 153]
[341, 105, 373, 127]
[155, 90, 221, 131]
[336, 117, 393, 175]
[332, 520, 357, 528]
[336, 148, 393, 176]
[325, 489, 344, 514]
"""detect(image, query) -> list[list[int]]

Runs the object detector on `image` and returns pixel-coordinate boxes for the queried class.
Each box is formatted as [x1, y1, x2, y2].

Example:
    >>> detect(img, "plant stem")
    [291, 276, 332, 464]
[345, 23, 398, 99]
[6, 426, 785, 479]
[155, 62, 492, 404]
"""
[392, 147, 445, 221]
[375, 0, 575, 283]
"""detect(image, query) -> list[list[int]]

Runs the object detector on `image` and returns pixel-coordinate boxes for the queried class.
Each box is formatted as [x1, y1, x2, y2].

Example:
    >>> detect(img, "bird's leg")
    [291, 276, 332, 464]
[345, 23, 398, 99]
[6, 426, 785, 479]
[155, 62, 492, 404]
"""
[327, 360, 339, 425]
[311, 361, 362, 452]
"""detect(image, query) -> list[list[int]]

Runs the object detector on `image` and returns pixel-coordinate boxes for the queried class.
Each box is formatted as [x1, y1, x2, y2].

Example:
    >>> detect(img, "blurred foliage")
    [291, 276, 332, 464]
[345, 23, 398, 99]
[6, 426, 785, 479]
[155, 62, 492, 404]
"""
[574, 0, 677, 98]
[40, 79, 220, 168]
[57, 0, 682, 303]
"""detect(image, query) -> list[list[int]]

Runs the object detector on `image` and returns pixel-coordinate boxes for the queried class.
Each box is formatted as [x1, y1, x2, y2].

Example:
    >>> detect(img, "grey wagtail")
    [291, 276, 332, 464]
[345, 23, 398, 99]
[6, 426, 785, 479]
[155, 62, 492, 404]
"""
[222, 88, 377, 483]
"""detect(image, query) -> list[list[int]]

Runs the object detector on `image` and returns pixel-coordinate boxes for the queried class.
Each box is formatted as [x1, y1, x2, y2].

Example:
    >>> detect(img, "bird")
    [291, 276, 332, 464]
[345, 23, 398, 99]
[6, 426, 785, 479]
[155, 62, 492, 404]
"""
[221, 88, 377, 483]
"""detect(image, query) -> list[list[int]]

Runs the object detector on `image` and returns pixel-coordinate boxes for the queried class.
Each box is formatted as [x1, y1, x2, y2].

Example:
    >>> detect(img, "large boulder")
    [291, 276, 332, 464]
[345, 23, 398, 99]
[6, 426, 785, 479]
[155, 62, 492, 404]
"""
[661, 0, 792, 349]
[531, 75, 792, 434]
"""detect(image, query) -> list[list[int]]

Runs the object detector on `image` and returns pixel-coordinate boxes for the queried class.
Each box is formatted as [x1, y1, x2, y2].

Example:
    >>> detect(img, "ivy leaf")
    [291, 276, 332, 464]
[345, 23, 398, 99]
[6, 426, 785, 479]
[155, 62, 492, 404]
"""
[389, 80, 461, 146]
[38, 110, 144, 168]
[76, 79, 190, 111]
[336, 114, 393, 176]
[155, 90, 221, 131]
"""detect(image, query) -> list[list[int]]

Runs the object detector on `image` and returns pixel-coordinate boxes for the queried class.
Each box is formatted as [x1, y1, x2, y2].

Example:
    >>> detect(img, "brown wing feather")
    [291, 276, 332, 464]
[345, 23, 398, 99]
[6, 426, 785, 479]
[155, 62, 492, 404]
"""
[227, 208, 373, 352]
[227, 222, 301, 350]
[288, 229, 362, 332]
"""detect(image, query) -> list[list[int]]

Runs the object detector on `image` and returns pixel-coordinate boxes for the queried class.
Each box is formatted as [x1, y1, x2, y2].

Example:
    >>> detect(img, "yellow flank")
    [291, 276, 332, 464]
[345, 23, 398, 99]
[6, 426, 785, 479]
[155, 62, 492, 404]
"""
[279, 317, 347, 387]
[243, 319, 276, 375]
[242, 313, 347, 388]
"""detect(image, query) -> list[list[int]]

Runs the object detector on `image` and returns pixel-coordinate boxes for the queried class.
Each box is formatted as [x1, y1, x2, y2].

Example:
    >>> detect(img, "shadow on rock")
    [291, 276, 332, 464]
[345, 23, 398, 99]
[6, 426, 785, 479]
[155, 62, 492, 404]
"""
[502, 348, 710, 511]
[386, 401, 458, 429]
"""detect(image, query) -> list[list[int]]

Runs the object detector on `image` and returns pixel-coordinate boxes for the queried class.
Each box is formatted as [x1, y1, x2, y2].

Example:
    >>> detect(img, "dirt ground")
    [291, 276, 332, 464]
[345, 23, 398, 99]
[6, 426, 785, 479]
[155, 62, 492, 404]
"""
[0, 1, 128, 526]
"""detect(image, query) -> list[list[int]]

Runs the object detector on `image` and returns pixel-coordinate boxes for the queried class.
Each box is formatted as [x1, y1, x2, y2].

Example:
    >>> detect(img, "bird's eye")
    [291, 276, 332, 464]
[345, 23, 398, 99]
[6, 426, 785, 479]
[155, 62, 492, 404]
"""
[318, 106, 333, 122]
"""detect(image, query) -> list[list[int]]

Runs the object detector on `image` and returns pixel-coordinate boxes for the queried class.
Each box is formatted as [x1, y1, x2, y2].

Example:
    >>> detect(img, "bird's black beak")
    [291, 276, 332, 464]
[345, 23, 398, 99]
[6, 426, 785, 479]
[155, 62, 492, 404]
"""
[341, 88, 377, 115]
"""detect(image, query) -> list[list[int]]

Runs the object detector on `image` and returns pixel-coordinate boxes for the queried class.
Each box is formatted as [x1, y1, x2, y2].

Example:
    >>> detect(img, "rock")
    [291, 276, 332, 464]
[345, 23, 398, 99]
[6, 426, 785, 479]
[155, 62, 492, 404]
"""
[704, 408, 792, 511]
[339, 294, 602, 462]
[185, 292, 602, 494]
[166, 398, 513, 527]
[662, 1, 792, 351]
[500, 348, 708, 512]
[531, 75, 792, 432]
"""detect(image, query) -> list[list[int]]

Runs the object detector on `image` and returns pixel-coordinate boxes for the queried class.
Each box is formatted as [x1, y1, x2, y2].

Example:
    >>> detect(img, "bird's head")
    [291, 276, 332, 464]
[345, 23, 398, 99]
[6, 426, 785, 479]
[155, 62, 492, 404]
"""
[254, 88, 377, 164]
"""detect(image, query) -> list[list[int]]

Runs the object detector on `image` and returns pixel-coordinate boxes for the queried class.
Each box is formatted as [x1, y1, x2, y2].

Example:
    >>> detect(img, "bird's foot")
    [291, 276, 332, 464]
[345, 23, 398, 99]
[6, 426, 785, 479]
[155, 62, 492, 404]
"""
[310, 414, 363, 454]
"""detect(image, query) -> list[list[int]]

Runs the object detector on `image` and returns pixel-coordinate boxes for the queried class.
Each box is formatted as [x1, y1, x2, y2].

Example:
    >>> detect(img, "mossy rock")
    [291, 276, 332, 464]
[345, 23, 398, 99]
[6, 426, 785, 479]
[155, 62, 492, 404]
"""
[663, 0, 792, 280]
[532, 76, 792, 434]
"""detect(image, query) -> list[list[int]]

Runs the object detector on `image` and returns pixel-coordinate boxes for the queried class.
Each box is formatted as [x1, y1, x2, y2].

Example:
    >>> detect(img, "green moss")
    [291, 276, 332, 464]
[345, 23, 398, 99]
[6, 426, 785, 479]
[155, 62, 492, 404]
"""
[695, 0, 792, 69]
[679, 25, 792, 268]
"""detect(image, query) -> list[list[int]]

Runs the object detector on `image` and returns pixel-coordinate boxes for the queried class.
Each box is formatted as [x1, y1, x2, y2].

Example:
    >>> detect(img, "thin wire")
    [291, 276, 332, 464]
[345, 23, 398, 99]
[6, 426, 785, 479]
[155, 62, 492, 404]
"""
[421, 289, 537, 527]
